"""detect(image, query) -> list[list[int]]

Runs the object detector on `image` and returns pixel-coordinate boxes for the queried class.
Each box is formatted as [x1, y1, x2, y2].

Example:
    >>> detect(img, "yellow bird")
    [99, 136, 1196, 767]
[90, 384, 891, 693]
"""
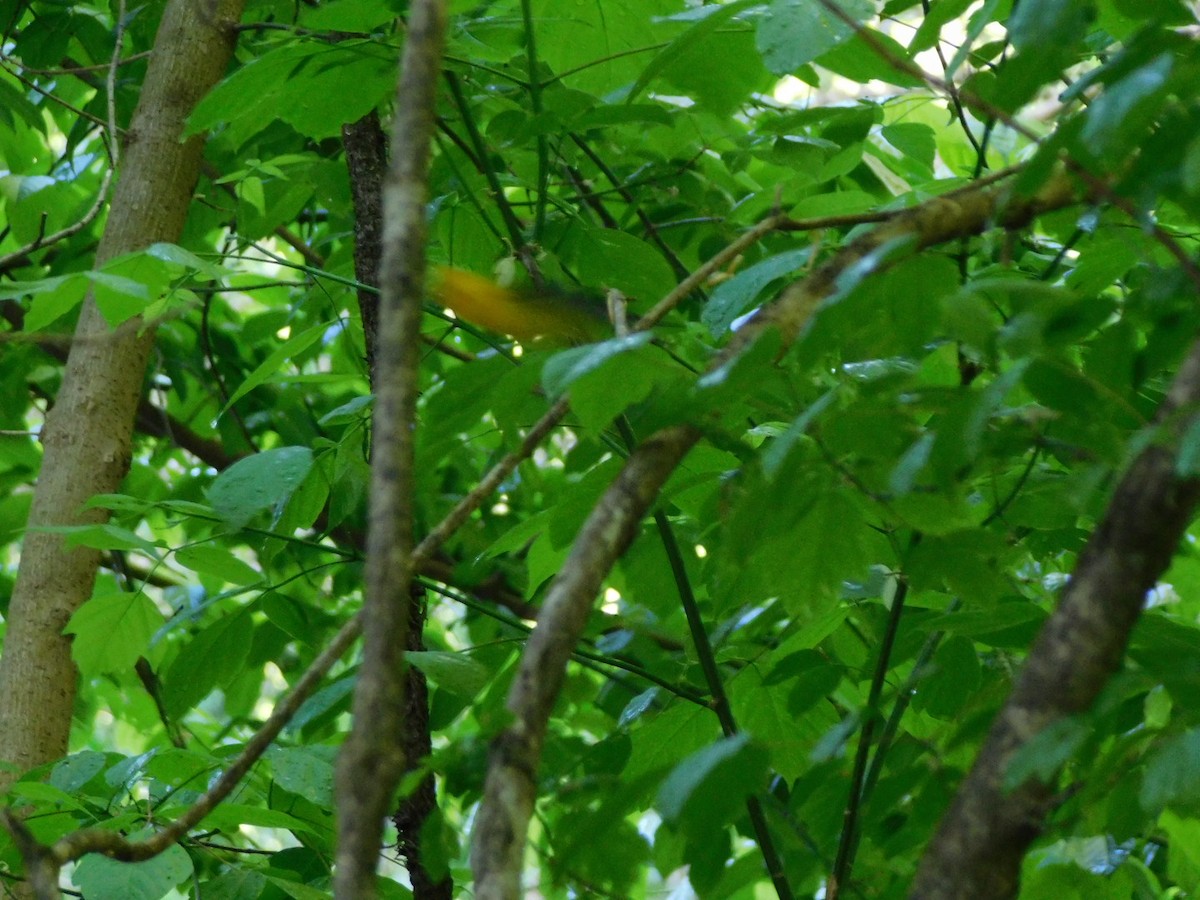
[430, 266, 609, 346]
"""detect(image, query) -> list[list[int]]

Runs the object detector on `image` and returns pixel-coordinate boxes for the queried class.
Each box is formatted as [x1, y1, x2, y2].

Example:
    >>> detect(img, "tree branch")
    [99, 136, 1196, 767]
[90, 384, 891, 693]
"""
[470, 161, 1091, 900]
[911, 340, 1200, 897]
[333, 1, 448, 897]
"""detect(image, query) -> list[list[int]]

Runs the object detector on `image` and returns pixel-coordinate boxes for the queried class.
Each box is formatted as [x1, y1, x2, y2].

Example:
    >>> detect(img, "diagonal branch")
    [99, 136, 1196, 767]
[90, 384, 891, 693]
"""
[911, 334, 1200, 899]
[470, 167, 1092, 899]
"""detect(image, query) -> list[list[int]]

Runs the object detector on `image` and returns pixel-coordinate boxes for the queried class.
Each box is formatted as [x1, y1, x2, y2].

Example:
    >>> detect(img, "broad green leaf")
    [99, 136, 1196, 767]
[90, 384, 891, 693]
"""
[756, 0, 875, 74]
[202, 869, 268, 900]
[319, 394, 373, 425]
[1142, 728, 1200, 814]
[72, 841, 192, 900]
[703, 249, 809, 337]
[162, 608, 255, 717]
[541, 333, 653, 398]
[1081, 54, 1173, 156]
[628, 0, 761, 101]
[269, 877, 336, 900]
[791, 188, 877, 218]
[41, 523, 161, 553]
[732, 664, 836, 780]
[1159, 809, 1200, 890]
[175, 544, 262, 586]
[88, 271, 155, 327]
[219, 322, 327, 415]
[65, 592, 165, 676]
[50, 751, 109, 795]
[206, 446, 314, 530]
[203, 803, 318, 834]
[820, 31, 925, 87]
[8, 179, 89, 244]
[625, 704, 720, 782]
[286, 676, 357, 736]
[189, 43, 394, 143]
[562, 226, 676, 304]
[1007, 0, 1092, 53]
[560, 344, 677, 433]
[921, 603, 1047, 648]
[301, 0, 397, 31]
[656, 733, 768, 828]
[643, 2, 772, 114]
[144, 748, 217, 789]
[881, 122, 936, 169]
[268, 745, 337, 808]
[261, 591, 317, 646]
[912, 635, 982, 719]
[533, 0, 678, 94]
[1021, 854, 1135, 900]
[11, 273, 89, 331]
[406, 650, 491, 698]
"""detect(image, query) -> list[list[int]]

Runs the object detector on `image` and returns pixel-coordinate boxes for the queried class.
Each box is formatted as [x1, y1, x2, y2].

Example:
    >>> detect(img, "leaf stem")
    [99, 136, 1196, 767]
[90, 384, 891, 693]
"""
[829, 537, 918, 900]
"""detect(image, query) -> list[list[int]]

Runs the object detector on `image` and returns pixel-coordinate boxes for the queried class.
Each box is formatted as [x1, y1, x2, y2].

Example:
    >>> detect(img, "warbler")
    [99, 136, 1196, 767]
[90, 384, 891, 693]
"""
[430, 266, 610, 346]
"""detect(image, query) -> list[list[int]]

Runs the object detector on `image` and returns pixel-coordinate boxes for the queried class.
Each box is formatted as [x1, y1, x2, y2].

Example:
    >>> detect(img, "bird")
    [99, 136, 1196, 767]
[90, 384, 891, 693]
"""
[430, 266, 610, 346]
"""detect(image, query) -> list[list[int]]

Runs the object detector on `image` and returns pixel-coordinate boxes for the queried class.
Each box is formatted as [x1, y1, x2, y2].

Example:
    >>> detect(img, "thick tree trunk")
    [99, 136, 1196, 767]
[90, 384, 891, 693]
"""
[0, 0, 244, 785]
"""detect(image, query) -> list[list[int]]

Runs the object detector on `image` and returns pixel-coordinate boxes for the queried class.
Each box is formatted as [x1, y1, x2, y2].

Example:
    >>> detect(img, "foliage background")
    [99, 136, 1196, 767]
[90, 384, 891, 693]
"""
[2, 0, 1200, 897]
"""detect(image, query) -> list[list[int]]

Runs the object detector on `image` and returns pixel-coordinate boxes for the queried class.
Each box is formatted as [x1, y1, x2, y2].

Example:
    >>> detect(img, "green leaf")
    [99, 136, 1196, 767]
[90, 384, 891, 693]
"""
[656, 733, 768, 831]
[219, 322, 328, 416]
[11, 273, 90, 331]
[1142, 728, 1200, 815]
[1159, 809, 1200, 891]
[703, 249, 809, 337]
[65, 592, 165, 677]
[72, 841, 192, 900]
[541, 333, 654, 398]
[563, 227, 676, 303]
[756, 0, 876, 74]
[1081, 54, 1173, 156]
[1008, 0, 1092, 54]
[732, 664, 836, 780]
[189, 43, 394, 144]
[881, 122, 936, 169]
[628, 0, 762, 101]
[175, 544, 262, 586]
[301, 0, 398, 32]
[50, 751, 109, 795]
[41, 523, 162, 553]
[268, 745, 337, 808]
[202, 869, 268, 900]
[206, 446, 314, 530]
[406, 650, 491, 698]
[533, 0, 678, 94]
[628, 1, 771, 114]
[820, 31, 925, 87]
[269, 877, 338, 900]
[162, 608, 255, 717]
[625, 704, 720, 782]
[203, 803, 318, 834]
[545, 337, 677, 433]
[320, 394, 374, 425]
[909, 0, 974, 52]
[912, 635, 982, 719]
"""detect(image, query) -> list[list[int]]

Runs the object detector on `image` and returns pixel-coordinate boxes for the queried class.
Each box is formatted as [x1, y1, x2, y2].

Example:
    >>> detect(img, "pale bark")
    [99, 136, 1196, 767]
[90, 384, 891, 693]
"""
[0, 0, 244, 784]
[332, 2, 448, 898]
